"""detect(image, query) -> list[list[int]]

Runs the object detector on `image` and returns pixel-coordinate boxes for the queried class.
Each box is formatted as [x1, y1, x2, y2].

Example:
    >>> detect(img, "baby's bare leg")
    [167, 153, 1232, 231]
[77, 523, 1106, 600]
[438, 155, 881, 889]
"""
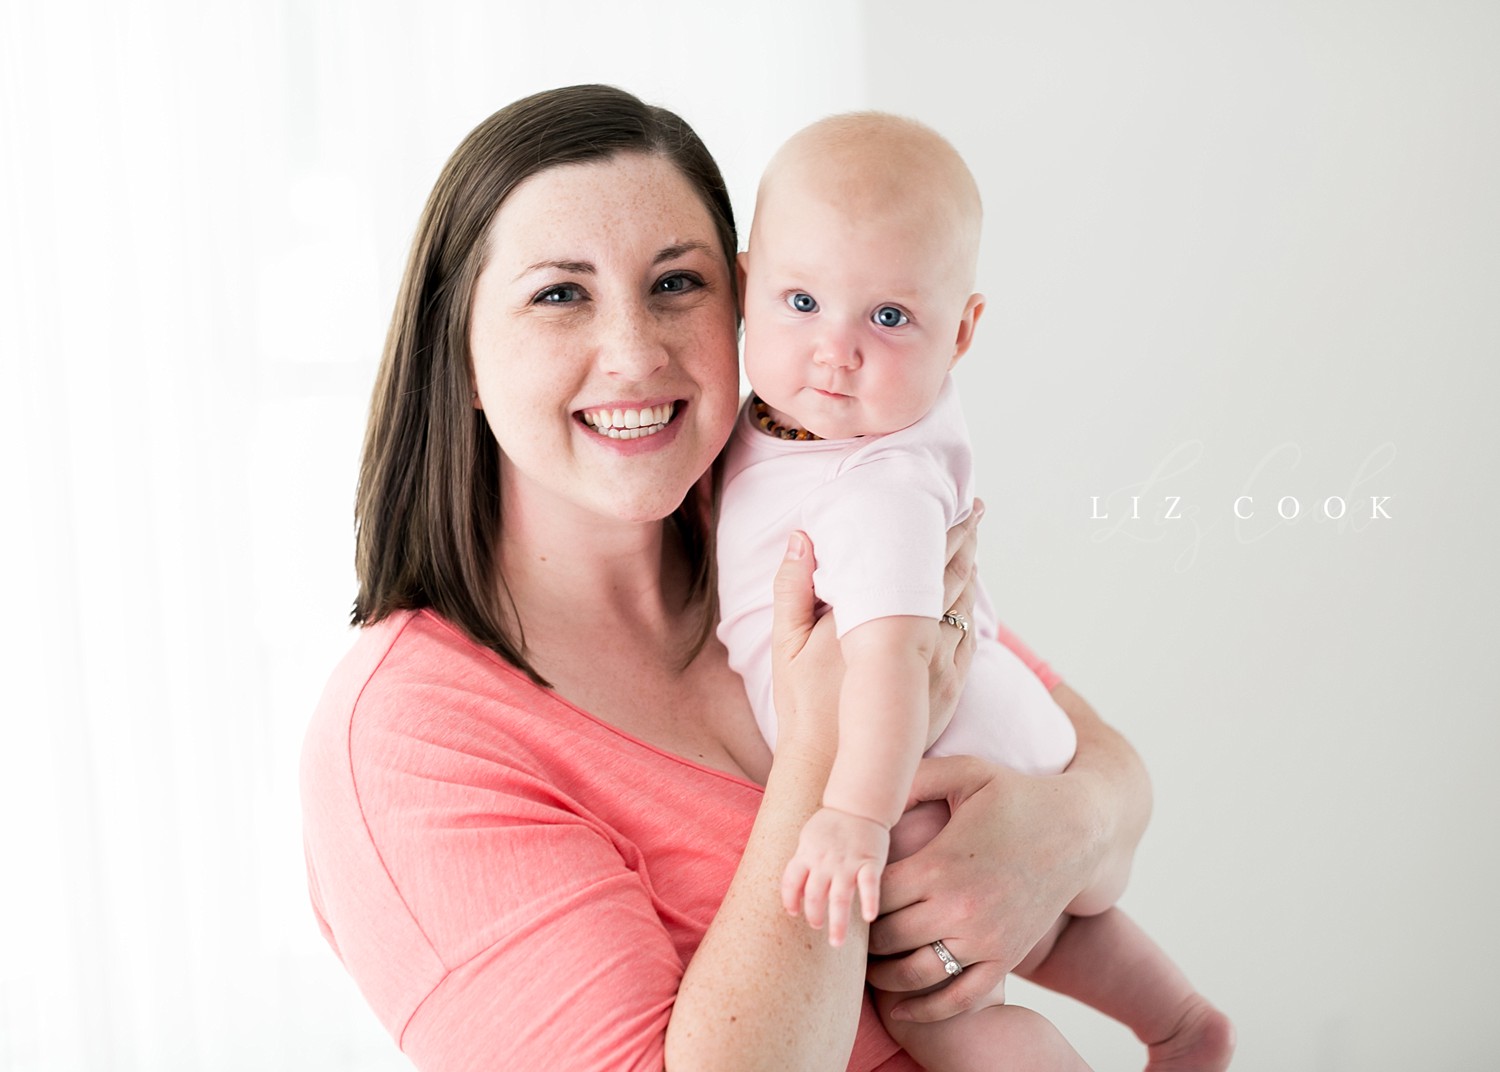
[1018, 909, 1234, 1072]
[875, 983, 1089, 1072]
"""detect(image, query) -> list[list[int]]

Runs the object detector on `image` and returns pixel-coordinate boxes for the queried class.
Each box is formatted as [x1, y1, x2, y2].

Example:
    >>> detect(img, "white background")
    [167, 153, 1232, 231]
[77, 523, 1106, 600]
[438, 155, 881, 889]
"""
[2, 2, 1496, 1069]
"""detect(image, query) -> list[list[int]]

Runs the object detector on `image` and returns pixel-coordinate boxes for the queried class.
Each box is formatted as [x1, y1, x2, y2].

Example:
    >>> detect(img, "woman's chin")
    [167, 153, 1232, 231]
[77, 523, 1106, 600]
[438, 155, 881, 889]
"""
[604, 485, 696, 525]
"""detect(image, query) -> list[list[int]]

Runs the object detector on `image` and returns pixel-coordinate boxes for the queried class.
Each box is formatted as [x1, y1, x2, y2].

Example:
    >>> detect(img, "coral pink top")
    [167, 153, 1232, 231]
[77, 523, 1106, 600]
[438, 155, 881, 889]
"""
[301, 608, 1059, 1071]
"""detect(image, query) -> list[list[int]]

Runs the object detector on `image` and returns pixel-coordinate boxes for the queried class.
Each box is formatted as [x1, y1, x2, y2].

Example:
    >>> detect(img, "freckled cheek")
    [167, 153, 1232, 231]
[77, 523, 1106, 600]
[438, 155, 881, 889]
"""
[682, 315, 740, 379]
[476, 350, 576, 423]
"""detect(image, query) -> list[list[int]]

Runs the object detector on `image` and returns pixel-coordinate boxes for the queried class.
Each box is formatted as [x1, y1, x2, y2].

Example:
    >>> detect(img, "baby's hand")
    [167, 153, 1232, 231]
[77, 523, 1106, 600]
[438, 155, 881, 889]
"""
[781, 806, 891, 947]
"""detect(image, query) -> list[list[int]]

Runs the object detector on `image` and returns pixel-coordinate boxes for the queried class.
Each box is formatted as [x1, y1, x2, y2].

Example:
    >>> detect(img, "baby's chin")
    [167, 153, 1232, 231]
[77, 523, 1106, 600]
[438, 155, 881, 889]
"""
[800, 417, 878, 441]
[757, 389, 899, 440]
[796, 411, 882, 442]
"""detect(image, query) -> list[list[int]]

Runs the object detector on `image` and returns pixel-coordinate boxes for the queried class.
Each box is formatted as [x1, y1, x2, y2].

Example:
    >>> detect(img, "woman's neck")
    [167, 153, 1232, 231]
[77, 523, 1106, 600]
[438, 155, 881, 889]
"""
[496, 489, 692, 648]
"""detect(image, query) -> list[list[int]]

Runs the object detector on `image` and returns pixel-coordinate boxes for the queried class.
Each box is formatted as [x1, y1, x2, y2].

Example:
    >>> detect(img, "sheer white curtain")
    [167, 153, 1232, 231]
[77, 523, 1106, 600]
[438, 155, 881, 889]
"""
[14, 3, 1498, 1070]
[0, 3, 866, 1069]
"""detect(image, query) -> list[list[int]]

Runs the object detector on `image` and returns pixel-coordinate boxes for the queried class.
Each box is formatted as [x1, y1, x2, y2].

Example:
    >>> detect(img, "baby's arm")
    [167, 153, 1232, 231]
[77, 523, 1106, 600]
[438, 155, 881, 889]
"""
[781, 615, 937, 946]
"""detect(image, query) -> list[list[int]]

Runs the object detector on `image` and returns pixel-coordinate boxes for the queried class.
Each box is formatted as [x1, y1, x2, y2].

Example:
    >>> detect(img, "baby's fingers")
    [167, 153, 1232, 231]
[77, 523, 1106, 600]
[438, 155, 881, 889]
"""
[826, 874, 856, 947]
[802, 870, 833, 932]
[781, 857, 810, 917]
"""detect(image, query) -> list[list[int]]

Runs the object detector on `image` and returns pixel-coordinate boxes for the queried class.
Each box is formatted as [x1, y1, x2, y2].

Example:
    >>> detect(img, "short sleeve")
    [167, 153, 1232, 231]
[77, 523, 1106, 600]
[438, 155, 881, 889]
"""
[802, 456, 957, 636]
[309, 677, 685, 1072]
[386, 764, 683, 1072]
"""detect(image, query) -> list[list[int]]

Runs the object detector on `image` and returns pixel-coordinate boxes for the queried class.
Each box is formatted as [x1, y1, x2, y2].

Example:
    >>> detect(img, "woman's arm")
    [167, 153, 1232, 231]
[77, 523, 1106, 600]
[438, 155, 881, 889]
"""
[669, 521, 978, 1067]
[865, 682, 1153, 1023]
[306, 526, 975, 1072]
[1050, 682, 1153, 914]
[667, 532, 874, 1071]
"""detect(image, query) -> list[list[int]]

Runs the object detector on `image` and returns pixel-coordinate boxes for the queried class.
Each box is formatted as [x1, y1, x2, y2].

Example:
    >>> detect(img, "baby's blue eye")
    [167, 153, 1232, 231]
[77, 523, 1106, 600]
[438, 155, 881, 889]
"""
[787, 292, 818, 313]
[873, 306, 908, 328]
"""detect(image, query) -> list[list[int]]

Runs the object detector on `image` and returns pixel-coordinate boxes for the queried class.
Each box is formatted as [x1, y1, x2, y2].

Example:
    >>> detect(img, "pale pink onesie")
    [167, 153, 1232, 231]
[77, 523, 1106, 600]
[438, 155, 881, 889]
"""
[717, 376, 1076, 774]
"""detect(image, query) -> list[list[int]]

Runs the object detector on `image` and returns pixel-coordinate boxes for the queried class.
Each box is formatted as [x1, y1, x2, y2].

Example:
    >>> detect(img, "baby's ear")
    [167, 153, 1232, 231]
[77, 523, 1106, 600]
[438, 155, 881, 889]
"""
[949, 293, 986, 368]
[736, 251, 750, 310]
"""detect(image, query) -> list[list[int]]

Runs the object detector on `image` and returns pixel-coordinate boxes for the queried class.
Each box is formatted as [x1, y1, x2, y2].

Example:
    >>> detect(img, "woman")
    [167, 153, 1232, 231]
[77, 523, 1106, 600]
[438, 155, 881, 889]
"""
[301, 84, 1150, 1071]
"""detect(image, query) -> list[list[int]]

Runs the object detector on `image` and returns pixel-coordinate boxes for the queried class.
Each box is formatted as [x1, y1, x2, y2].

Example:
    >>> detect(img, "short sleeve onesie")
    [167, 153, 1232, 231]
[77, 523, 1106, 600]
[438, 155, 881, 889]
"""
[716, 375, 1077, 774]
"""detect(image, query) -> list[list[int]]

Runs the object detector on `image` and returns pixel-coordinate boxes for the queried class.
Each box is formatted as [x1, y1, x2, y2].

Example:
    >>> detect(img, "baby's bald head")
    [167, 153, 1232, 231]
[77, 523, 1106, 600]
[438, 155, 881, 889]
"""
[740, 113, 988, 440]
[752, 112, 983, 290]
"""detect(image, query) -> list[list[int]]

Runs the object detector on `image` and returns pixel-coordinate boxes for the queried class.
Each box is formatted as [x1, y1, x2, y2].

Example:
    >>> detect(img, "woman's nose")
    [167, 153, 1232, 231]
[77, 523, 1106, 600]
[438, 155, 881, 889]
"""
[598, 303, 670, 379]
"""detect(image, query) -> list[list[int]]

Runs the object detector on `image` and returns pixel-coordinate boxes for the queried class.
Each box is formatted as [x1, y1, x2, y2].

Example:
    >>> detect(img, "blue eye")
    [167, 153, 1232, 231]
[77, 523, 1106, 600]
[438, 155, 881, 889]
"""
[656, 272, 701, 294]
[873, 306, 908, 328]
[535, 284, 583, 304]
[787, 292, 818, 313]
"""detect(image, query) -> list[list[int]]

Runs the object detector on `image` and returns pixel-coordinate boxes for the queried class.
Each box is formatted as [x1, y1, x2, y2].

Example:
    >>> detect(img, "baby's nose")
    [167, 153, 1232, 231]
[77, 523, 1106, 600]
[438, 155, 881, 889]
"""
[813, 332, 860, 369]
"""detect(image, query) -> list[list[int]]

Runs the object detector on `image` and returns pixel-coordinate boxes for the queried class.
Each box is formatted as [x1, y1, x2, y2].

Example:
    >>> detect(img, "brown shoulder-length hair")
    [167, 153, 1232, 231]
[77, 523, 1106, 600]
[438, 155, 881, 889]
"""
[352, 84, 738, 684]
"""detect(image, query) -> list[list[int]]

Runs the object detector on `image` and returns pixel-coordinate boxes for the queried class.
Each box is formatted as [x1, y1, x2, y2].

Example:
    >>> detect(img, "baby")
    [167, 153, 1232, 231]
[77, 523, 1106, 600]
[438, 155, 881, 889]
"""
[717, 113, 1233, 1071]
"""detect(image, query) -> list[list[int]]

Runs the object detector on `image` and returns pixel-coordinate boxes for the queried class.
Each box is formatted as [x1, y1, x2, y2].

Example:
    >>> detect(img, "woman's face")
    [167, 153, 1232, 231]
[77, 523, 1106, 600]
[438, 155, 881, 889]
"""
[469, 152, 741, 529]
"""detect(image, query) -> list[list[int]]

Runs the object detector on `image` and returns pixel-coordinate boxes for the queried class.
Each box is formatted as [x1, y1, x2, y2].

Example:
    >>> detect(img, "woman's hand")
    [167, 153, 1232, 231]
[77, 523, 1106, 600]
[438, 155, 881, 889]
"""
[926, 501, 982, 747]
[866, 687, 1152, 1023]
[768, 532, 844, 763]
[866, 757, 1089, 1019]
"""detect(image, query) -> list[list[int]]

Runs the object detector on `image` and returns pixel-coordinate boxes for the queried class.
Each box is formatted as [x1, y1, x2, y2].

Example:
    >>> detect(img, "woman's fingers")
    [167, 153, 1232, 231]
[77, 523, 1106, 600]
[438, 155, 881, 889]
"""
[868, 937, 1010, 1022]
[867, 888, 945, 958]
[857, 862, 881, 924]
[904, 754, 990, 812]
[867, 935, 1004, 1004]
[929, 505, 980, 745]
[770, 531, 844, 747]
[941, 498, 983, 611]
[887, 957, 1007, 1023]
[771, 531, 816, 662]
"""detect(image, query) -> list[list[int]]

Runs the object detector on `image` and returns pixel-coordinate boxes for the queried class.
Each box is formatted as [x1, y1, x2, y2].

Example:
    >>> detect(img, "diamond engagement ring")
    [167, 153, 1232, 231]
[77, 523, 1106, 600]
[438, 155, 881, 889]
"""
[940, 611, 970, 637]
[931, 940, 963, 977]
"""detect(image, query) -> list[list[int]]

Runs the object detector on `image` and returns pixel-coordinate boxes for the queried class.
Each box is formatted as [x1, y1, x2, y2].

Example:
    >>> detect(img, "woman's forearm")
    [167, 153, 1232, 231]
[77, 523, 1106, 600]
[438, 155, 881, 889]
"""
[1051, 681, 1153, 915]
[666, 740, 868, 1072]
[665, 532, 870, 1070]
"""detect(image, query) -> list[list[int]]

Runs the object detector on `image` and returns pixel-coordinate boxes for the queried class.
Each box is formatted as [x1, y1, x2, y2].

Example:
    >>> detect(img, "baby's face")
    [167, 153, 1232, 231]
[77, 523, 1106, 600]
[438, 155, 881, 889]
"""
[741, 173, 980, 441]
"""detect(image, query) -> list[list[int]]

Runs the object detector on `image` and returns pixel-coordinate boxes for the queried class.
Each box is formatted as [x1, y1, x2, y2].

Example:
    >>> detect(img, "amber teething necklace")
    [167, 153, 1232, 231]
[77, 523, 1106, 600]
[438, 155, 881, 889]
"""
[751, 395, 822, 441]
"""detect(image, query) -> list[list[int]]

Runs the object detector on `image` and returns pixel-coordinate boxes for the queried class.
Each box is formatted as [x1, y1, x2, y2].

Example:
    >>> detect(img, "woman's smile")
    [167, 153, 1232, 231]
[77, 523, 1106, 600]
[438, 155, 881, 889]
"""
[577, 400, 680, 439]
[574, 399, 689, 455]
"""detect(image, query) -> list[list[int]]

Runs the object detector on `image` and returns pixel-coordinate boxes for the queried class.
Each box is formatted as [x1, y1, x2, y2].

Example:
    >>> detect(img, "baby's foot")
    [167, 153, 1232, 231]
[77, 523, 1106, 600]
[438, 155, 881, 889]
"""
[1143, 997, 1235, 1072]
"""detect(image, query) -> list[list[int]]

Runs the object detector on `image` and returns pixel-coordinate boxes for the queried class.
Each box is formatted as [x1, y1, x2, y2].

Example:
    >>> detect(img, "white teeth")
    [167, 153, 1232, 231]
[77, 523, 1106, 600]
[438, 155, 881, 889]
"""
[580, 402, 676, 438]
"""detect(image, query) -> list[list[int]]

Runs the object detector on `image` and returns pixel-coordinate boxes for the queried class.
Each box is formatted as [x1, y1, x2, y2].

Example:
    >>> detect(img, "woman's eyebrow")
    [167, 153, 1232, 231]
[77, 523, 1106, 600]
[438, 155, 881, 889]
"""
[654, 241, 713, 264]
[515, 259, 594, 281]
[511, 242, 708, 281]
